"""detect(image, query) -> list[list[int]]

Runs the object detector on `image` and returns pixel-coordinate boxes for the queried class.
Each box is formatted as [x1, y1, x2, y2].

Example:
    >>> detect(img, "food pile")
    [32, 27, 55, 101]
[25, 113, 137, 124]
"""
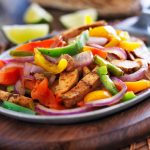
[0, 21, 150, 115]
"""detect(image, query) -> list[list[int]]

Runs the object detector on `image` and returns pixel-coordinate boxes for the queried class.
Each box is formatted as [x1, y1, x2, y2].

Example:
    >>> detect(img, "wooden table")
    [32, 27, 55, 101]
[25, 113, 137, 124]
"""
[0, 97, 150, 150]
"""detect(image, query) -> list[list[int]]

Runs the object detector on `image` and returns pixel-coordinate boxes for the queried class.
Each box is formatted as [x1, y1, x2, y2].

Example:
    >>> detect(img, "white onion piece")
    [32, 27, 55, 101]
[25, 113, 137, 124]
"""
[86, 78, 127, 107]
[87, 37, 108, 46]
[35, 104, 90, 115]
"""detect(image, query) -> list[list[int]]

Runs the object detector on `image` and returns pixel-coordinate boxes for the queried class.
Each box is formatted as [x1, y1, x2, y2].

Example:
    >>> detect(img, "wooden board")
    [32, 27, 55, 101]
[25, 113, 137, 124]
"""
[0, 98, 150, 150]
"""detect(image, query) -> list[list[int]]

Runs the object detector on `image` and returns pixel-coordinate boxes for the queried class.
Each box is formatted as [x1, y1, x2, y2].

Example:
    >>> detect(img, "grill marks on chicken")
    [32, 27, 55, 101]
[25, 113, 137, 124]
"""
[55, 69, 79, 96]
[61, 68, 100, 108]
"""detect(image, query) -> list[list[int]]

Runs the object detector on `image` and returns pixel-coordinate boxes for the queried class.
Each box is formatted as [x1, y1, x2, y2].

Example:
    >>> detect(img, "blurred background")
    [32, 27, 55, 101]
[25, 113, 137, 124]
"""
[0, 0, 150, 26]
[0, 0, 150, 51]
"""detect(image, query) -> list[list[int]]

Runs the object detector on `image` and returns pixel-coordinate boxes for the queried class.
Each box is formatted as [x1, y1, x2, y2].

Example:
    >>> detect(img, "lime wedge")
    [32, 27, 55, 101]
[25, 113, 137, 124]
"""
[24, 3, 53, 24]
[2, 24, 49, 44]
[60, 8, 98, 29]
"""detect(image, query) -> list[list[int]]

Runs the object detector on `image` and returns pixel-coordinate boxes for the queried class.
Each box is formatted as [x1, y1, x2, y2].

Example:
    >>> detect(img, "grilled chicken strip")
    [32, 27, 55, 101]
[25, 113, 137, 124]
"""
[111, 60, 140, 74]
[55, 69, 79, 96]
[61, 68, 100, 108]
[0, 90, 33, 109]
[83, 66, 91, 76]
[62, 21, 107, 41]
[132, 45, 150, 64]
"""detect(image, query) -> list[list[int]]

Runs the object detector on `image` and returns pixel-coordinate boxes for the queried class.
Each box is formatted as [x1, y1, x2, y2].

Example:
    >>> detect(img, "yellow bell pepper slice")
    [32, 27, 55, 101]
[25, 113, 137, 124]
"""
[125, 80, 150, 93]
[89, 25, 117, 38]
[105, 36, 120, 47]
[84, 90, 111, 103]
[34, 49, 68, 74]
[116, 30, 130, 41]
[119, 41, 142, 52]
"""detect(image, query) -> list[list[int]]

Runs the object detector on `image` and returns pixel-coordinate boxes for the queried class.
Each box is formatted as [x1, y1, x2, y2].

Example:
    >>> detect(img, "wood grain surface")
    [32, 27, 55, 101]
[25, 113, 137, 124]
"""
[0, 97, 150, 150]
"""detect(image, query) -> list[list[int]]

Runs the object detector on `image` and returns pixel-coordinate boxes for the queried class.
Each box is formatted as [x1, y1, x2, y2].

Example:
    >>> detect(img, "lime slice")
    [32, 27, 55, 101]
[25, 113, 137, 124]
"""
[2, 24, 49, 44]
[60, 8, 98, 29]
[24, 3, 53, 24]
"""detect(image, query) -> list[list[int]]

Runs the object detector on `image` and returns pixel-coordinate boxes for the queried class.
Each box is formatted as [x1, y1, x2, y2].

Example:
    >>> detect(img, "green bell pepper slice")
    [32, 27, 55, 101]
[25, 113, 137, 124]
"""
[97, 66, 118, 95]
[38, 30, 89, 57]
[121, 91, 136, 102]
[94, 55, 123, 76]
[2, 101, 35, 115]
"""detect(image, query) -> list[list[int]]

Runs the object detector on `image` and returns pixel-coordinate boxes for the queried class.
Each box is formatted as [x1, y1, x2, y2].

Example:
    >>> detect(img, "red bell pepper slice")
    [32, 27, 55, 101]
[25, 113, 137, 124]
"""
[15, 36, 66, 53]
[15, 39, 56, 52]
[0, 67, 22, 85]
[0, 60, 5, 69]
[31, 78, 60, 109]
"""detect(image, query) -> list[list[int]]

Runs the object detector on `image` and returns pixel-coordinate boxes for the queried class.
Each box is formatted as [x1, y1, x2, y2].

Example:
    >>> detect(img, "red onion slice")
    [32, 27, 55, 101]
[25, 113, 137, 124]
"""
[49, 75, 56, 85]
[22, 75, 35, 81]
[87, 44, 127, 60]
[2, 56, 34, 64]
[44, 55, 58, 64]
[15, 80, 25, 95]
[24, 62, 44, 76]
[104, 47, 127, 60]
[74, 51, 93, 67]
[35, 104, 90, 115]
[120, 60, 148, 81]
[86, 78, 127, 107]
[87, 43, 104, 49]
[87, 37, 108, 46]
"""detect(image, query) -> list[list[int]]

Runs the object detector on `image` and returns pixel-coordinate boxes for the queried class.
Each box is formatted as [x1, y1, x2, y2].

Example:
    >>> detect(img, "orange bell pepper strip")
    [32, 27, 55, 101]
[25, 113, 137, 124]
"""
[0, 67, 22, 85]
[15, 37, 66, 52]
[83, 46, 107, 58]
[0, 60, 5, 69]
[31, 78, 59, 109]
[124, 80, 150, 93]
